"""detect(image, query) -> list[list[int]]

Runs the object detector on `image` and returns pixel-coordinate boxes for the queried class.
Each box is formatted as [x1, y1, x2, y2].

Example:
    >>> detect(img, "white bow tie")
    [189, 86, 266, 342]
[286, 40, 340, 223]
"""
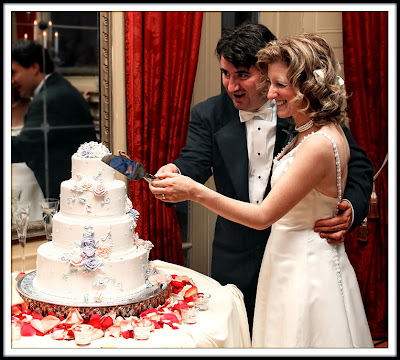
[239, 108, 273, 122]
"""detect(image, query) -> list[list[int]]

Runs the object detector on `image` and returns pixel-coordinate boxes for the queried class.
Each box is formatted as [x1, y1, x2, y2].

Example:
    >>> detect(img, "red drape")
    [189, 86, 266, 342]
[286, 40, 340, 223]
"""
[342, 11, 388, 339]
[125, 11, 203, 265]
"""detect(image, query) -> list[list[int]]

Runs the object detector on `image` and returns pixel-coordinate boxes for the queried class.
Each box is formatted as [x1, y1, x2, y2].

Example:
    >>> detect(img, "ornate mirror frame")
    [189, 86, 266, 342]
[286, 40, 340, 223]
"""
[99, 11, 112, 151]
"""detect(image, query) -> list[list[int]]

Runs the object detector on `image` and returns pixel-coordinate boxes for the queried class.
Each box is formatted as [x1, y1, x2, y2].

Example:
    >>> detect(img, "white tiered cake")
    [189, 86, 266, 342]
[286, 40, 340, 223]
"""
[33, 142, 155, 304]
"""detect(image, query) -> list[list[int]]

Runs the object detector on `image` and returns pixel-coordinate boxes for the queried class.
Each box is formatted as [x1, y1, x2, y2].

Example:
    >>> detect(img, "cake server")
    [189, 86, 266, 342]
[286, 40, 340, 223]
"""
[101, 152, 157, 183]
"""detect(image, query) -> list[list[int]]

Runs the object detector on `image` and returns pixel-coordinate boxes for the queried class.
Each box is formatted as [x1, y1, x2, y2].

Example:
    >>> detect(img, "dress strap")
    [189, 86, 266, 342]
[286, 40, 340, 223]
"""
[301, 131, 342, 207]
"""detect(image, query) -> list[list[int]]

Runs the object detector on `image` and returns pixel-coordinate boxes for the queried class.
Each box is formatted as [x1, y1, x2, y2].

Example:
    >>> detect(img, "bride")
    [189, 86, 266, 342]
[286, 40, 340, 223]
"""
[149, 33, 373, 348]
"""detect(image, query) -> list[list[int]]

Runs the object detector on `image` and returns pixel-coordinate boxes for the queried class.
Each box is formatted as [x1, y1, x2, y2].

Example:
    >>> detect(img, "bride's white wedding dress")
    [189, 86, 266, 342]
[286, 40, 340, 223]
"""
[252, 131, 373, 348]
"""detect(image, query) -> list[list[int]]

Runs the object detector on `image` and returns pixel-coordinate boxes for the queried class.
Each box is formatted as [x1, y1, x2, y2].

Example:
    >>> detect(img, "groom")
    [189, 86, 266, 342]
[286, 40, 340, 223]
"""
[152, 23, 374, 331]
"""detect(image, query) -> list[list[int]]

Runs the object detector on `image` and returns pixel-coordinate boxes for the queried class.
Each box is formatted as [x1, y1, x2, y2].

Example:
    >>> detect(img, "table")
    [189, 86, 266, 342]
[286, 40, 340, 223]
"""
[9, 260, 251, 352]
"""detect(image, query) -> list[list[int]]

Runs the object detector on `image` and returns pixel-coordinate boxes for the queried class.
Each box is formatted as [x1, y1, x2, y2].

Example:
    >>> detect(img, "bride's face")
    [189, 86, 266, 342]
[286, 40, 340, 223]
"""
[266, 61, 302, 120]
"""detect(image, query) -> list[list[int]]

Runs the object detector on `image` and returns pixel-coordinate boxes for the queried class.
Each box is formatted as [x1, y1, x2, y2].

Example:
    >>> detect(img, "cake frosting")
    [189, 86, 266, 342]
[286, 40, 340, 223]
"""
[33, 141, 158, 304]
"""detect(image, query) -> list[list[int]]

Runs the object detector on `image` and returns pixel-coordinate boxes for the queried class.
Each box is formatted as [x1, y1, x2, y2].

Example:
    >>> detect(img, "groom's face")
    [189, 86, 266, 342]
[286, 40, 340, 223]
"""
[220, 56, 267, 112]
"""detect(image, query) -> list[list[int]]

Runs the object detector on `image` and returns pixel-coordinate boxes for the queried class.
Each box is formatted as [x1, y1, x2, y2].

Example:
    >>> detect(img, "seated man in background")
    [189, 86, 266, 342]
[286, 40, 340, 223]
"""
[11, 40, 97, 199]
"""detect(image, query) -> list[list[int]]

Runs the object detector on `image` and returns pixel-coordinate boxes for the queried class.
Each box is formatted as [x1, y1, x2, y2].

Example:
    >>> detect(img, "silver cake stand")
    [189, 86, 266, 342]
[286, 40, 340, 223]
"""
[16, 271, 170, 319]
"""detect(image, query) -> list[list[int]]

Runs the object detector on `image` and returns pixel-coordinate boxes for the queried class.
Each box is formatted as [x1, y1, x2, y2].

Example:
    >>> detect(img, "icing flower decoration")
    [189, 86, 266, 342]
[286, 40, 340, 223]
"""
[81, 180, 94, 190]
[96, 245, 111, 258]
[76, 141, 111, 159]
[128, 208, 140, 221]
[70, 184, 81, 192]
[136, 238, 154, 250]
[70, 254, 84, 268]
[81, 236, 95, 248]
[84, 257, 101, 272]
[92, 183, 108, 197]
[81, 245, 96, 258]
[147, 273, 169, 286]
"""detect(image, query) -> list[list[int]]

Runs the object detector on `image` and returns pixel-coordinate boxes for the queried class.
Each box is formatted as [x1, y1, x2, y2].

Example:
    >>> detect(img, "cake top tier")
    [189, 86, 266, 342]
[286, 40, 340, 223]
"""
[75, 141, 111, 159]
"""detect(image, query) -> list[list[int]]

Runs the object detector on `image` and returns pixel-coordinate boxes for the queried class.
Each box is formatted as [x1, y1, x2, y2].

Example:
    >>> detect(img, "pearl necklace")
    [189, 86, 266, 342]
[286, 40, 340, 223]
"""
[295, 119, 314, 132]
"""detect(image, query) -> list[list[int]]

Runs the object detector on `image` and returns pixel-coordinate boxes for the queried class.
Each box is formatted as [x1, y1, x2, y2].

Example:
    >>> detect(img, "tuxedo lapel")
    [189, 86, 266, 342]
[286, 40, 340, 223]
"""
[262, 116, 294, 199]
[274, 116, 295, 156]
[215, 114, 250, 202]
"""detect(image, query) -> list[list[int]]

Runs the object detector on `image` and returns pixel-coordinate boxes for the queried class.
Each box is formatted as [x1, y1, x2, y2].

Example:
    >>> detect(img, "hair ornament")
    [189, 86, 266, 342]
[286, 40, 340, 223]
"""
[337, 75, 345, 86]
[313, 69, 325, 84]
[313, 69, 344, 86]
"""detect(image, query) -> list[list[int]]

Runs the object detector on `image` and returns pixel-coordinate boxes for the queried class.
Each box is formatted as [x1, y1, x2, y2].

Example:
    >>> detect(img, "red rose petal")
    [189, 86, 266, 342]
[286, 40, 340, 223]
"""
[32, 312, 44, 320]
[184, 285, 198, 298]
[20, 323, 36, 337]
[160, 313, 180, 329]
[51, 329, 67, 340]
[174, 275, 191, 283]
[122, 330, 134, 339]
[90, 313, 101, 322]
[11, 305, 21, 316]
[108, 326, 121, 338]
[173, 300, 189, 313]
[100, 316, 114, 329]
[15, 272, 25, 281]
[88, 318, 102, 329]
[140, 308, 158, 318]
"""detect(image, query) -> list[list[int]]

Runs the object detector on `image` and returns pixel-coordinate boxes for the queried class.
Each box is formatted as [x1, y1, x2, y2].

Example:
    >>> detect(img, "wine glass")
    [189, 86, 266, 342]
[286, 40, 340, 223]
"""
[40, 198, 60, 241]
[12, 200, 31, 274]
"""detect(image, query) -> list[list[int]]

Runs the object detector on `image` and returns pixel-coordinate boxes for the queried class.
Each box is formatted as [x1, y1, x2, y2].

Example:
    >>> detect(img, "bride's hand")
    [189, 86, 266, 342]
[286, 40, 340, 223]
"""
[148, 172, 197, 203]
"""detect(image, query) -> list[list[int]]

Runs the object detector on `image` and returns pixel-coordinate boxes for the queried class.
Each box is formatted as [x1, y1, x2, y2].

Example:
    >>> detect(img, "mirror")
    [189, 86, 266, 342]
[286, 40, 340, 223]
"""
[11, 11, 101, 242]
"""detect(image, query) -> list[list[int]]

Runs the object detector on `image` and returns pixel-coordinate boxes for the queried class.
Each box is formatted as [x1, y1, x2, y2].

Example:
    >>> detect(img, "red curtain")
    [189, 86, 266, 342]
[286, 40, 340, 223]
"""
[14, 12, 37, 40]
[342, 12, 388, 339]
[125, 11, 203, 265]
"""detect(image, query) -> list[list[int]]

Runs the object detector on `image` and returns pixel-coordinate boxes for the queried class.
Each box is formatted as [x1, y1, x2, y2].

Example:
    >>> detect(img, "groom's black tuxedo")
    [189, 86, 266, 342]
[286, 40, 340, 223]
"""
[174, 90, 373, 329]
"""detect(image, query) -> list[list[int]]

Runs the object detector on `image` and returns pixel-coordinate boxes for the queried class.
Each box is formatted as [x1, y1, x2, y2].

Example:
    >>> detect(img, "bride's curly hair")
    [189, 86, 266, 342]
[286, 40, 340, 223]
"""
[256, 33, 349, 126]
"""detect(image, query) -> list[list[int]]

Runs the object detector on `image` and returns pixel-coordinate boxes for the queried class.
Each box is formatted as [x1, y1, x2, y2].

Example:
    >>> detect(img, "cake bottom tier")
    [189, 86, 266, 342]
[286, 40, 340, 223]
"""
[34, 241, 149, 304]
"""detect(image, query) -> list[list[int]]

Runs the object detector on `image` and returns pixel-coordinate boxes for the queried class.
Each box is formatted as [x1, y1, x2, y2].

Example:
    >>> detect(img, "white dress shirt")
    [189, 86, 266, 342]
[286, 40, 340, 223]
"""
[239, 100, 277, 205]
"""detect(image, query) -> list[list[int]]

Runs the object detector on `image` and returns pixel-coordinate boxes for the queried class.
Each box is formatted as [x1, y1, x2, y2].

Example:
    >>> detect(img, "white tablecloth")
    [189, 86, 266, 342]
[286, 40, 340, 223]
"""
[10, 261, 251, 353]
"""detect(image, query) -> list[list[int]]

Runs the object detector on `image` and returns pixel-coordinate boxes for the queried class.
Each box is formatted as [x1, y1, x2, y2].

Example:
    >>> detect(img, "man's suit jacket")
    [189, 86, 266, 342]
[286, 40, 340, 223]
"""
[174, 90, 373, 295]
[12, 72, 97, 199]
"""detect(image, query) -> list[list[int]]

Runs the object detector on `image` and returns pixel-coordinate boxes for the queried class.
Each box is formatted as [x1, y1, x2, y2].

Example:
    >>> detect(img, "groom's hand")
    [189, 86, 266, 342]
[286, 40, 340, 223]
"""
[314, 201, 352, 243]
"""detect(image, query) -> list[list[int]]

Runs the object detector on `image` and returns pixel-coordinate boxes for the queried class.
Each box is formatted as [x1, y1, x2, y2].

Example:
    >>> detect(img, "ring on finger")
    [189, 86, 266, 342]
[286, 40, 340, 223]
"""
[162, 194, 166, 200]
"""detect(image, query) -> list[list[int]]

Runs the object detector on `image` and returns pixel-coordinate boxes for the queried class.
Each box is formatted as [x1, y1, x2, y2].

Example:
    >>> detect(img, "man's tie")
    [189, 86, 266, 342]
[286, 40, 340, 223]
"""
[239, 108, 273, 122]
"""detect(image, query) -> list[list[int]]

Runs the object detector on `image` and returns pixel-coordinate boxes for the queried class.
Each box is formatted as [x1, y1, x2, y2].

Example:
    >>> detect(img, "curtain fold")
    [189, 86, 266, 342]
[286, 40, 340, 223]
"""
[125, 11, 203, 265]
[342, 11, 388, 339]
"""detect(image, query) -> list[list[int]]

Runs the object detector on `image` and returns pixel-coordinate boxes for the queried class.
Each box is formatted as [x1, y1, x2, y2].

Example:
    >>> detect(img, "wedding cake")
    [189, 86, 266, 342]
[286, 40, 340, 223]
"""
[33, 142, 157, 304]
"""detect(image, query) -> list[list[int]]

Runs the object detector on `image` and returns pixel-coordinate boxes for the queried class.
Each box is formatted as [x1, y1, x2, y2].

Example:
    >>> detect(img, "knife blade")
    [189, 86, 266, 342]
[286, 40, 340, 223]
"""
[101, 154, 157, 183]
